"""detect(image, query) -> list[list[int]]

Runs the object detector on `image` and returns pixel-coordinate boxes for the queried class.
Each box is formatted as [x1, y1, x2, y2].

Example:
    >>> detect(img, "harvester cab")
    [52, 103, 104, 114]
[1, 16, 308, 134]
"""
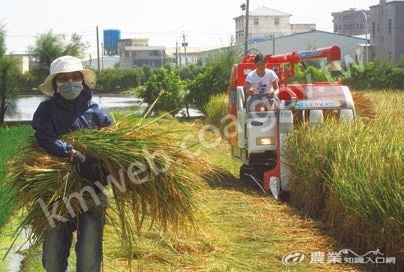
[227, 46, 356, 199]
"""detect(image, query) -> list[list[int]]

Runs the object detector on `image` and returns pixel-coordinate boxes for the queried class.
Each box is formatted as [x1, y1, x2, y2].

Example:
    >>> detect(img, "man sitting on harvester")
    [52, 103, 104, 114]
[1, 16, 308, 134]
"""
[227, 46, 357, 199]
[245, 53, 279, 112]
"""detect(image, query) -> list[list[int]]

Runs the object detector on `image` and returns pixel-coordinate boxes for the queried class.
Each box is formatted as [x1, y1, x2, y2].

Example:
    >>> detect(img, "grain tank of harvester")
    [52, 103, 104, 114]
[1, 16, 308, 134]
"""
[227, 46, 355, 199]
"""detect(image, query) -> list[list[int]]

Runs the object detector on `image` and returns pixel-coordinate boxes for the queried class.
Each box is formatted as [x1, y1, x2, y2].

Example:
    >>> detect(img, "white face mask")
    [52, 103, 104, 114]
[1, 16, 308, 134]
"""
[56, 80, 84, 100]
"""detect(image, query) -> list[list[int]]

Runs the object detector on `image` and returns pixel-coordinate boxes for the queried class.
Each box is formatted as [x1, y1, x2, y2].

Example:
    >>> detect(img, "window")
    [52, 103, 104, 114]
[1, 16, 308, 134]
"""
[254, 18, 259, 26]
[274, 18, 280, 26]
[388, 19, 392, 34]
[372, 22, 376, 36]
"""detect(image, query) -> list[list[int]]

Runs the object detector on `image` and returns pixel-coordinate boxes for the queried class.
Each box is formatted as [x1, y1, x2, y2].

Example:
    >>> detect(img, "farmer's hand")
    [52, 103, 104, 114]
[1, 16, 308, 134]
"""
[74, 155, 100, 181]
[70, 149, 86, 164]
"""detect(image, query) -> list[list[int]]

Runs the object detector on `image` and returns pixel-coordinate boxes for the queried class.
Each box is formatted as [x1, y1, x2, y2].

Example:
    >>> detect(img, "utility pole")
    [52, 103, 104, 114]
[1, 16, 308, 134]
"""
[182, 33, 188, 66]
[96, 26, 100, 73]
[176, 41, 179, 68]
[241, 0, 250, 56]
[245, 0, 249, 56]
[361, 10, 369, 63]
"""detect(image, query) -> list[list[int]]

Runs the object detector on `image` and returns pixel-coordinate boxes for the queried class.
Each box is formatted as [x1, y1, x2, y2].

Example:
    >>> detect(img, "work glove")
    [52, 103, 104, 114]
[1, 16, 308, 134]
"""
[70, 149, 86, 164]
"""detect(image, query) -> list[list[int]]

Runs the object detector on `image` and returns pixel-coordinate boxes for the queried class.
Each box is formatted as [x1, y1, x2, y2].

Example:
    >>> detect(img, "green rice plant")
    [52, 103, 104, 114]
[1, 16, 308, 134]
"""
[4, 114, 221, 265]
[0, 125, 33, 231]
[285, 91, 403, 267]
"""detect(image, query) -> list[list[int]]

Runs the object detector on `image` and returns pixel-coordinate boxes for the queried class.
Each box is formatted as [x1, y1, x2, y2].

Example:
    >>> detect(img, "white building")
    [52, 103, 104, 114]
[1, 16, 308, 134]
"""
[234, 6, 316, 45]
[117, 38, 166, 69]
[119, 46, 166, 69]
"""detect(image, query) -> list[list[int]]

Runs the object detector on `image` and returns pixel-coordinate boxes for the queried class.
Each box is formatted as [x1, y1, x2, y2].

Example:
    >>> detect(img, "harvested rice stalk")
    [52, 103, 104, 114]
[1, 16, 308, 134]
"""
[6, 115, 220, 254]
[352, 92, 376, 122]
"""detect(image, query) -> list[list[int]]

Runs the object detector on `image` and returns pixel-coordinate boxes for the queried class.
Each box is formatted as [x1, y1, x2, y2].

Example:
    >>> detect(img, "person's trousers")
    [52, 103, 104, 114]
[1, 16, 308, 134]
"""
[42, 209, 104, 272]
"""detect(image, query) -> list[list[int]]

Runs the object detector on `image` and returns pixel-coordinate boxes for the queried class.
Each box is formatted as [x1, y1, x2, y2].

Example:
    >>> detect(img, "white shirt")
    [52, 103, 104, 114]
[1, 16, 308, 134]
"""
[245, 68, 278, 94]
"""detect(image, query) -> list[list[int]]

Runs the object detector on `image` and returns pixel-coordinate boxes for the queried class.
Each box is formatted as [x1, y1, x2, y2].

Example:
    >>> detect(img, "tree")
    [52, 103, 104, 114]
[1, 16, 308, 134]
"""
[187, 66, 218, 111]
[141, 65, 153, 84]
[29, 30, 89, 83]
[187, 47, 242, 112]
[141, 68, 183, 115]
[96, 68, 143, 91]
[0, 24, 19, 124]
[175, 63, 204, 81]
[0, 24, 4, 57]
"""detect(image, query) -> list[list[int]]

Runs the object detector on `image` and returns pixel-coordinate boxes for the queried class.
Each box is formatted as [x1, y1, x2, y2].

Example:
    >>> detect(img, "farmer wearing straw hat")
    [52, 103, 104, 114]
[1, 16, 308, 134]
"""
[32, 55, 112, 272]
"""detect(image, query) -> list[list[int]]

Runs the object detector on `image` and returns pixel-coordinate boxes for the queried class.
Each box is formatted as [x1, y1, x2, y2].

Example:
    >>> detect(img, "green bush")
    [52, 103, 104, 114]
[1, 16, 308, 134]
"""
[204, 93, 228, 131]
[96, 68, 143, 91]
[141, 68, 184, 115]
[342, 60, 404, 90]
[290, 63, 329, 83]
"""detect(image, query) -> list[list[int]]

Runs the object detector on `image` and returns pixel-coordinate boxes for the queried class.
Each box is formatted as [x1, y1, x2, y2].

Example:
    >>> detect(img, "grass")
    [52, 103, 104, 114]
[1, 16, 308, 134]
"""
[0, 125, 33, 230]
[0, 91, 402, 271]
[0, 125, 33, 270]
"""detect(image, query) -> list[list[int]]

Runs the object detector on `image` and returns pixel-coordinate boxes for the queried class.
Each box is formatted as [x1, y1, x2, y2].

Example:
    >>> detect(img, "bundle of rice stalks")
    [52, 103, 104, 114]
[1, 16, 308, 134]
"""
[352, 92, 376, 122]
[5, 114, 220, 256]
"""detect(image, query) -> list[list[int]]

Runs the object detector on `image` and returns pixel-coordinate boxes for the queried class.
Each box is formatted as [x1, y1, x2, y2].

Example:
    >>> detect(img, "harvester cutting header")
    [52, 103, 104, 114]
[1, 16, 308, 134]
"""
[227, 45, 355, 199]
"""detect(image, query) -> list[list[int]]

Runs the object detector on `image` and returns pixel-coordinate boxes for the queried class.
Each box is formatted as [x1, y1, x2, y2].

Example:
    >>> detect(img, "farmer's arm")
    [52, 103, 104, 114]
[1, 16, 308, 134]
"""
[88, 102, 112, 128]
[272, 81, 279, 96]
[32, 102, 73, 158]
[245, 82, 254, 96]
[245, 71, 255, 96]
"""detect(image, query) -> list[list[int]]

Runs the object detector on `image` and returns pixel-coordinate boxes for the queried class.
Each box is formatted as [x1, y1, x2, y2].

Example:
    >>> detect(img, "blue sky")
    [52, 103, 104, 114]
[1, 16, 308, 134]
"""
[1, 0, 379, 55]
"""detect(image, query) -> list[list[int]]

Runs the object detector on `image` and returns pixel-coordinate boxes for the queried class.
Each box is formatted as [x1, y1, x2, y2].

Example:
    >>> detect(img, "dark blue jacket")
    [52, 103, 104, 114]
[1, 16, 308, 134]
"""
[32, 87, 112, 158]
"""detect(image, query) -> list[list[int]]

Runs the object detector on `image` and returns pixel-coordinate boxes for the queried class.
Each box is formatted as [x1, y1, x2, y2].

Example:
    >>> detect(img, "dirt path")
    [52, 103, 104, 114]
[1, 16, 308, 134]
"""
[190, 181, 370, 272]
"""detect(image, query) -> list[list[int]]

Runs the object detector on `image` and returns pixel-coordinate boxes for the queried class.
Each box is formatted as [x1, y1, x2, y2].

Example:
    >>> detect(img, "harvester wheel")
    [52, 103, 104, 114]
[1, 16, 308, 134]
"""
[278, 191, 290, 202]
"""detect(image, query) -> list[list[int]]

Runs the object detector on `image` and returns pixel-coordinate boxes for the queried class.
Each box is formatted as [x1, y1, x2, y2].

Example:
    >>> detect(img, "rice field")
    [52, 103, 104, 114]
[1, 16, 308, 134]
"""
[285, 91, 403, 269]
[0, 91, 402, 271]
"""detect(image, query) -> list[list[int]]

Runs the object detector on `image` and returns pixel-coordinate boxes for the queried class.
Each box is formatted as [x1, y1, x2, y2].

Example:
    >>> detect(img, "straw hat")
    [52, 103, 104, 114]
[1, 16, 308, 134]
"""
[38, 56, 96, 96]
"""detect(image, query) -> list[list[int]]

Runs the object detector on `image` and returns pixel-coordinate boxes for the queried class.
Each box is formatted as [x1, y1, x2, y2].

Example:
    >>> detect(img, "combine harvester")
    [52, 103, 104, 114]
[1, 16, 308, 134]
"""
[227, 46, 356, 199]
